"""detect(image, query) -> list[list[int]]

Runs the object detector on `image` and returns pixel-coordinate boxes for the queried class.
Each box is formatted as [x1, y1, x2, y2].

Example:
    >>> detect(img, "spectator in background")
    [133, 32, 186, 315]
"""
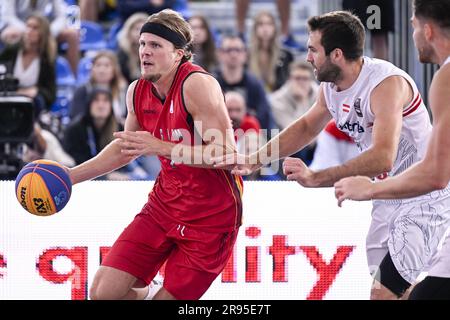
[270, 60, 318, 165]
[235, 0, 301, 50]
[117, 12, 148, 84]
[64, 88, 118, 166]
[0, 0, 80, 74]
[225, 90, 264, 180]
[70, 50, 128, 125]
[23, 121, 75, 167]
[188, 15, 218, 72]
[342, 0, 395, 61]
[270, 60, 318, 130]
[79, 0, 117, 22]
[214, 34, 276, 132]
[116, 0, 173, 23]
[309, 119, 359, 170]
[249, 11, 294, 92]
[64, 88, 148, 180]
[0, 14, 56, 116]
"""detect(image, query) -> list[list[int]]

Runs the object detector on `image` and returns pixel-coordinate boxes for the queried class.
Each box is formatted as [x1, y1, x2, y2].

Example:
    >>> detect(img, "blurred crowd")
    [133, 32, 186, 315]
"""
[0, 0, 372, 181]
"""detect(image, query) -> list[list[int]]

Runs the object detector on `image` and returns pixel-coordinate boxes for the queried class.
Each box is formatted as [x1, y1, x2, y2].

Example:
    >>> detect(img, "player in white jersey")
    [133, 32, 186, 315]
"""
[335, 0, 450, 299]
[213, 10, 450, 299]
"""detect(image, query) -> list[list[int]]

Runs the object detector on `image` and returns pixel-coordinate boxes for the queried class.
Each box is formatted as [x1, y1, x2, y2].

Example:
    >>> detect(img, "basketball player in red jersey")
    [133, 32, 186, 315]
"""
[67, 9, 243, 300]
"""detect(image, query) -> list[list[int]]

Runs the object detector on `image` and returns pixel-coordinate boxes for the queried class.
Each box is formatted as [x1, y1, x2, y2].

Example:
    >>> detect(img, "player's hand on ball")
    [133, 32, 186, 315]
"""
[334, 176, 374, 207]
[283, 157, 317, 187]
[114, 131, 162, 157]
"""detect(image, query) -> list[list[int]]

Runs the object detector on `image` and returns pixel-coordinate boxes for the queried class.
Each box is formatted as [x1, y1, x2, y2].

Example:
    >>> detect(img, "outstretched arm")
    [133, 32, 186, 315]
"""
[335, 66, 450, 205]
[114, 73, 238, 169]
[286, 76, 407, 188]
[213, 84, 332, 175]
[69, 81, 142, 184]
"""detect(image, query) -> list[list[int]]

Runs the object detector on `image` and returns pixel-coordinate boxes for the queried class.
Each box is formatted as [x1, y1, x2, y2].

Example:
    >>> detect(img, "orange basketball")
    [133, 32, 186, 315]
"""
[15, 160, 72, 216]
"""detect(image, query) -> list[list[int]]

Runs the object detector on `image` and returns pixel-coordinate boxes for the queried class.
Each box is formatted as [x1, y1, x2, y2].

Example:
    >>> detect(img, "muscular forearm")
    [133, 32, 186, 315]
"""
[160, 141, 235, 169]
[314, 147, 393, 187]
[371, 161, 449, 199]
[70, 140, 134, 184]
[252, 119, 316, 165]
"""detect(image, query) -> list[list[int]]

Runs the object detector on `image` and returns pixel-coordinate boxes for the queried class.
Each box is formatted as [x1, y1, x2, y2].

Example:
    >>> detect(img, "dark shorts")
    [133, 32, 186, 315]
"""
[409, 276, 450, 300]
[102, 212, 238, 300]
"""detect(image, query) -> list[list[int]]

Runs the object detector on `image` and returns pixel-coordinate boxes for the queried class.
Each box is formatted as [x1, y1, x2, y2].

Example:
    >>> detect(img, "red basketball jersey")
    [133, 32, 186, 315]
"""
[134, 62, 243, 233]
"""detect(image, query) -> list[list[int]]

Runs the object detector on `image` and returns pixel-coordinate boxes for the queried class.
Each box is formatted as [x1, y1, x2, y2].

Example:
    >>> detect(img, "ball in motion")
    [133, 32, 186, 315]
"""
[15, 160, 72, 216]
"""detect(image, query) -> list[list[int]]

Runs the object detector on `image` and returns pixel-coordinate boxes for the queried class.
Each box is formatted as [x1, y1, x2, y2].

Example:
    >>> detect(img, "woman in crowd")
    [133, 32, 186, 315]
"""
[70, 50, 128, 125]
[0, 13, 56, 115]
[248, 11, 294, 92]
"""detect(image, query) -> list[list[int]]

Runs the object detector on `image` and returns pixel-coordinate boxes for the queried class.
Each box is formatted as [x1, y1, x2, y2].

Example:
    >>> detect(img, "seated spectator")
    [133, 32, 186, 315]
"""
[309, 119, 359, 170]
[270, 60, 318, 166]
[270, 60, 318, 130]
[188, 15, 218, 72]
[70, 50, 128, 125]
[0, 14, 56, 116]
[214, 33, 276, 132]
[79, 0, 118, 23]
[225, 90, 281, 180]
[117, 12, 148, 84]
[63, 88, 148, 180]
[235, 0, 302, 50]
[116, 0, 174, 23]
[0, 0, 80, 74]
[23, 122, 75, 167]
[249, 11, 294, 92]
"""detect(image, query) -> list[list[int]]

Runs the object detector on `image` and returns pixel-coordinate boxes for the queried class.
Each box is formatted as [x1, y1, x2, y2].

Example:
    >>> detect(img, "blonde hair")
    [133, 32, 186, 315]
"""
[26, 13, 57, 63]
[117, 12, 148, 80]
[146, 9, 193, 61]
[89, 50, 127, 101]
[249, 11, 280, 91]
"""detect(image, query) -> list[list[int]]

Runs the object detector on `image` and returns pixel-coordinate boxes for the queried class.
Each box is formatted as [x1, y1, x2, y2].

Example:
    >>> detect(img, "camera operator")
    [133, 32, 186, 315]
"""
[0, 13, 56, 116]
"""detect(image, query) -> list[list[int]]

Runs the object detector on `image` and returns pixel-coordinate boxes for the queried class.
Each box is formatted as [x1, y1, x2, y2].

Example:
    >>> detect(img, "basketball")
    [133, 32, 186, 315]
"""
[15, 160, 72, 216]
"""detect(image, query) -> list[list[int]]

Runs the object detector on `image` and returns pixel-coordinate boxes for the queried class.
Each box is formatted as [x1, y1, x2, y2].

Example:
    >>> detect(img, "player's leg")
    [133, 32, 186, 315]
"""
[365, 201, 398, 299]
[91, 213, 174, 300]
[409, 234, 450, 299]
[384, 195, 450, 299]
[162, 225, 239, 300]
[90, 266, 148, 300]
[371, 252, 411, 299]
[408, 276, 450, 300]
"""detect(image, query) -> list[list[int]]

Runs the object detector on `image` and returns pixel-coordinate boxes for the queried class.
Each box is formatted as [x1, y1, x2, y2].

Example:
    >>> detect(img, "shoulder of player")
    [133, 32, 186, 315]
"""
[433, 63, 450, 86]
[126, 80, 140, 113]
[182, 72, 217, 92]
[182, 72, 220, 103]
[182, 73, 222, 114]
[371, 75, 411, 105]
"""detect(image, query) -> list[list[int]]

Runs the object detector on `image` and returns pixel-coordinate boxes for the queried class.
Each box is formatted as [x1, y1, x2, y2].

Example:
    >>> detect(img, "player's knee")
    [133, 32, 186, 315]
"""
[89, 281, 119, 300]
[370, 285, 397, 300]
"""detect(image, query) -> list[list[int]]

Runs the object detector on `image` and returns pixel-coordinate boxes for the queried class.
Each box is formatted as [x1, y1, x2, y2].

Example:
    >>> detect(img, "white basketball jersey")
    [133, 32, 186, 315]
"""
[323, 57, 432, 180]
[444, 56, 450, 66]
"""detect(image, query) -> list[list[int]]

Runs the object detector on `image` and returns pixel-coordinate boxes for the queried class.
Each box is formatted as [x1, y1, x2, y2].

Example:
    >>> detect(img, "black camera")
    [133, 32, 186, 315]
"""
[0, 68, 34, 179]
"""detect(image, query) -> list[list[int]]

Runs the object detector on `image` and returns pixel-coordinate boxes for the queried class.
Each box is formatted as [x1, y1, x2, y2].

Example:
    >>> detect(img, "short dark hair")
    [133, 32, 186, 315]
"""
[307, 11, 365, 61]
[413, 0, 450, 30]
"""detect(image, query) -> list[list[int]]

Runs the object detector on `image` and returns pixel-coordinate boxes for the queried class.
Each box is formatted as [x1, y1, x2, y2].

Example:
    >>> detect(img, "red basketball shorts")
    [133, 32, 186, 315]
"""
[101, 212, 239, 300]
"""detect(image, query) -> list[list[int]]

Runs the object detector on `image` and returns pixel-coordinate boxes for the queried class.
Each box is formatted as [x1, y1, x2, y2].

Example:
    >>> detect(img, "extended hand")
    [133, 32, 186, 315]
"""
[114, 131, 163, 157]
[212, 152, 259, 175]
[283, 157, 317, 187]
[334, 176, 373, 207]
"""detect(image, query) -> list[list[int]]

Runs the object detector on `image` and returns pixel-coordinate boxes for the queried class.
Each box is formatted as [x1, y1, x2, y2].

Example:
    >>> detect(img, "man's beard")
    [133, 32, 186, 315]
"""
[417, 45, 435, 64]
[316, 58, 342, 83]
[144, 73, 162, 82]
